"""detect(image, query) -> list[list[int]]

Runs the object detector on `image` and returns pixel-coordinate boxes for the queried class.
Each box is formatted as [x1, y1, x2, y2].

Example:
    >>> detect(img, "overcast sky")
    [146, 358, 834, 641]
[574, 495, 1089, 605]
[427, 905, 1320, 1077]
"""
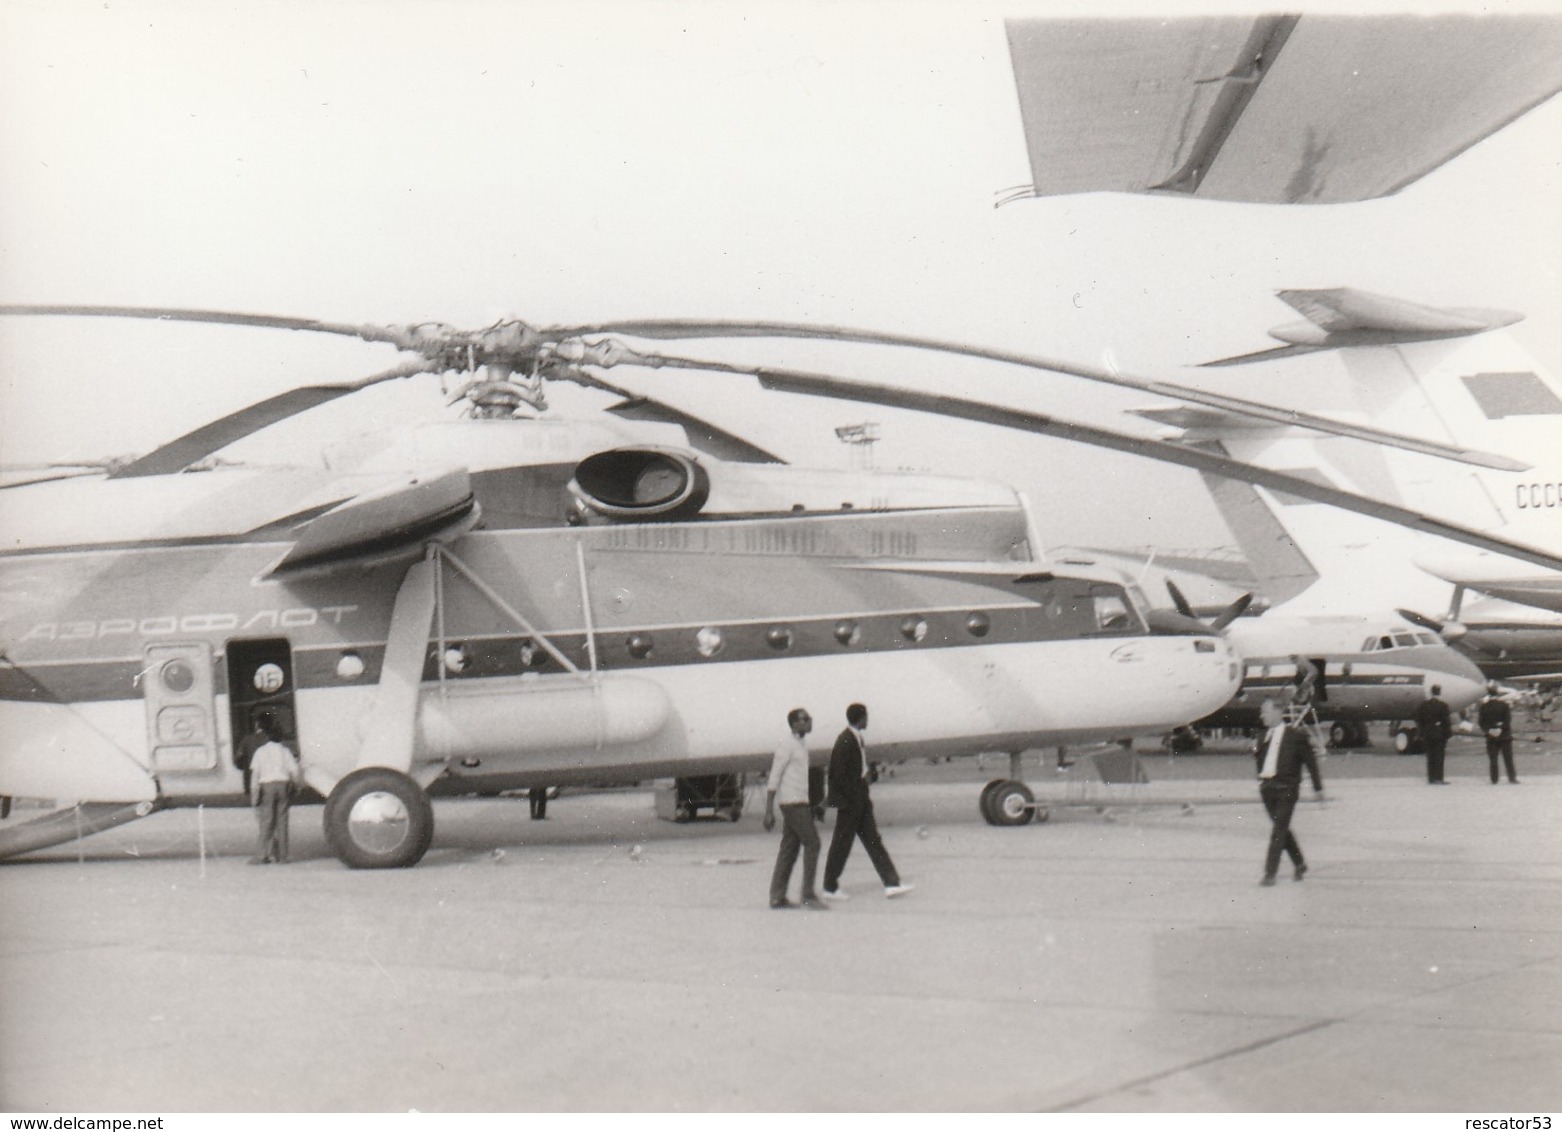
[3, 0, 1560, 552]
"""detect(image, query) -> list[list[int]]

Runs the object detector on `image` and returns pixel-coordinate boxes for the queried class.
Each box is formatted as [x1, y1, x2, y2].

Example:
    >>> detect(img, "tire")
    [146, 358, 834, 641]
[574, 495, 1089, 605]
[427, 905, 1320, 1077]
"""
[1328, 722, 1349, 748]
[323, 767, 435, 869]
[978, 778, 1007, 825]
[1393, 726, 1421, 755]
[989, 781, 1035, 827]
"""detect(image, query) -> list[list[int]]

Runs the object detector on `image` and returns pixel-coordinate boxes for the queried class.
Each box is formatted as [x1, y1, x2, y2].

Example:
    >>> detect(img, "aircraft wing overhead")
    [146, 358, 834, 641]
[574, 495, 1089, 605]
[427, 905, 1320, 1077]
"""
[1006, 14, 1562, 203]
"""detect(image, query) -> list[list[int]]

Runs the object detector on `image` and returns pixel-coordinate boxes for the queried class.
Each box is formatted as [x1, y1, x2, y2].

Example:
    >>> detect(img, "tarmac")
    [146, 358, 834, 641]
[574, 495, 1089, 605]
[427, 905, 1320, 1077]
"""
[2, 732, 1560, 1113]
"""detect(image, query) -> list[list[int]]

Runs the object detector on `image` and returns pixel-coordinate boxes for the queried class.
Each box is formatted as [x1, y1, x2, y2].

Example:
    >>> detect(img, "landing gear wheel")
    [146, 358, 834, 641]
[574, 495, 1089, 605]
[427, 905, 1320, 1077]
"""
[1328, 721, 1349, 748]
[988, 781, 1035, 827]
[324, 767, 434, 869]
[978, 779, 1007, 825]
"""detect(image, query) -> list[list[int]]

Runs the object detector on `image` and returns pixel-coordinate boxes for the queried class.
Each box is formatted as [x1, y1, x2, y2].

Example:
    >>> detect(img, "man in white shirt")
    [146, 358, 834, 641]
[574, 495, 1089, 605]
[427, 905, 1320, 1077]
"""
[763, 708, 829, 910]
[249, 723, 302, 865]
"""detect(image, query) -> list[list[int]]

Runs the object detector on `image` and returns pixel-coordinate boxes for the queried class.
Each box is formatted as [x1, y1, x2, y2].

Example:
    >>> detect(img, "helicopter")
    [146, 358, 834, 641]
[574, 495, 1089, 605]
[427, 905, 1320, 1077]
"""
[8, 304, 1562, 867]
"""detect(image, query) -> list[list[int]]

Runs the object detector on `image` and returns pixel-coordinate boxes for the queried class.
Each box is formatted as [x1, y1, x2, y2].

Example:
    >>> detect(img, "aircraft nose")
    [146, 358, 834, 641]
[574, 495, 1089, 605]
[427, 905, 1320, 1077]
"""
[1438, 650, 1488, 708]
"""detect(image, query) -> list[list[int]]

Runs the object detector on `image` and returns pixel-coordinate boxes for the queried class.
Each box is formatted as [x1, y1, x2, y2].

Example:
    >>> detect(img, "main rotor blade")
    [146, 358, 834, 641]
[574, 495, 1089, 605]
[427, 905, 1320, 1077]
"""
[562, 319, 1521, 470]
[569, 371, 782, 463]
[0, 468, 108, 490]
[612, 350, 1562, 576]
[109, 358, 434, 478]
[0, 304, 413, 348]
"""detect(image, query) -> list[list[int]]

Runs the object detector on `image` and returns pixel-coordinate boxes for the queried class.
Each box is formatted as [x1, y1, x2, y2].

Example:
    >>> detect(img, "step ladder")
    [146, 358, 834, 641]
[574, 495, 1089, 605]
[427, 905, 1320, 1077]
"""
[1284, 701, 1326, 752]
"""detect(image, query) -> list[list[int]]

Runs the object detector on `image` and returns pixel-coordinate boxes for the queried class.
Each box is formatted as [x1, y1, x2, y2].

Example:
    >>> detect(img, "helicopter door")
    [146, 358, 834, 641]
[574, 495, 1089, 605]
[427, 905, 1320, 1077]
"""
[142, 643, 219, 775]
[225, 638, 299, 764]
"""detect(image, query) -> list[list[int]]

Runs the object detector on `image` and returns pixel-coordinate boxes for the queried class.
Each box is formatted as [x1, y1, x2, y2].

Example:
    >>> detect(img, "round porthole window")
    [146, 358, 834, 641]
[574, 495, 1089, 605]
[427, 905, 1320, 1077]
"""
[162, 659, 196, 694]
[965, 612, 991, 638]
[627, 634, 654, 659]
[766, 627, 794, 650]
[900, 617, 929, 643]
[834, 620, 861, 646]
[252, 663, 284, 694]
[695, 626, 725, 658]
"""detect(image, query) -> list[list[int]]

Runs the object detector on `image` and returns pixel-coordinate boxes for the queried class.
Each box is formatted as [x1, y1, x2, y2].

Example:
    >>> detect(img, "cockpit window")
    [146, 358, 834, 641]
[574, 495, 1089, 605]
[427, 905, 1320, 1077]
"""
[1393, 633, 1418, 647]
[1092, 592, 1134, 633]
[1416, 632, 1439, 646]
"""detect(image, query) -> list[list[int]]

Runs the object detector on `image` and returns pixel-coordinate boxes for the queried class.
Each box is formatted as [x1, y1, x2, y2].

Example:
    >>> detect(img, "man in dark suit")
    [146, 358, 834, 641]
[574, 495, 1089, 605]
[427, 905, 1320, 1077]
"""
[1415, 684, 1453, 784]
[1254, 699, 1325, 886]
[1477, 682, 1519, 784]
[821, 703, 913, 900]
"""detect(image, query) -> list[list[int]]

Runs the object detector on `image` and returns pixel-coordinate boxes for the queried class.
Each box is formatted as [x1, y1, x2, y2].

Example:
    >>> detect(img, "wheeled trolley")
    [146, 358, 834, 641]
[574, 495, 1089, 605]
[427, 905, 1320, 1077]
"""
[655, 774, 746, 823]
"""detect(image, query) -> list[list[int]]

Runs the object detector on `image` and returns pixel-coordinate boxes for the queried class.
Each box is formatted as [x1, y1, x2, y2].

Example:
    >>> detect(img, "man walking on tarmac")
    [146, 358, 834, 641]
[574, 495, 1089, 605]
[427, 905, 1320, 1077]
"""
[821, 703, 913, 901]
[1255, 698, 1325, 886]
[764, 708, 829, 910]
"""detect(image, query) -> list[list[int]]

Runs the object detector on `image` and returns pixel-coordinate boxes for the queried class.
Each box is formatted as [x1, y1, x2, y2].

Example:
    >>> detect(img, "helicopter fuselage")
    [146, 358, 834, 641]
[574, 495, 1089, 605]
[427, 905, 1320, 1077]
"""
[0, 470, 1240, 822]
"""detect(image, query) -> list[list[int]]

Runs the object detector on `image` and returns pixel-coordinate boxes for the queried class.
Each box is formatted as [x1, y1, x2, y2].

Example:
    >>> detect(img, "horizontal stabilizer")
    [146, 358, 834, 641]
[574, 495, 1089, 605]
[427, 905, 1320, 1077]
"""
[1204, 288, 1525, 366]
[1276, 288, 1520, 336]
[1200, 344, 1325, 369]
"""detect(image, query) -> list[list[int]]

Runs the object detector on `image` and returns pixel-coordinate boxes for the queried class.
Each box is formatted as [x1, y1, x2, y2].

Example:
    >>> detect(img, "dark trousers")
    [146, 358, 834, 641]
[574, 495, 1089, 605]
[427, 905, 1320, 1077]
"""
[824, 796, 899, 891]
[1259, 781, 1303, 879]
[255, 783, 290, 863]
[529, 786, 548, 819]
[1425, 739, 1447, 783]
[769, 803, 821, 903]
[1486, 737, 1517, 783]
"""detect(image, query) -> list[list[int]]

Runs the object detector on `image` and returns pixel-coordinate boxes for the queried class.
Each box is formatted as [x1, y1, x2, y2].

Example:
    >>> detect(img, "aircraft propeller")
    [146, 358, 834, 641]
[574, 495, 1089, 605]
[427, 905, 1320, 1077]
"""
[3, 304, 1561, 577]
[1165, 579, 1255, 631]
[1397, 579, 1474, 645]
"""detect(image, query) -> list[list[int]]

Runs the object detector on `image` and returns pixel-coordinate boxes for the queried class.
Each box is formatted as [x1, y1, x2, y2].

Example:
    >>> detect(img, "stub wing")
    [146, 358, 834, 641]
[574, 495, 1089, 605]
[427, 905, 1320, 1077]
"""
[1006, 14, 1562, 203]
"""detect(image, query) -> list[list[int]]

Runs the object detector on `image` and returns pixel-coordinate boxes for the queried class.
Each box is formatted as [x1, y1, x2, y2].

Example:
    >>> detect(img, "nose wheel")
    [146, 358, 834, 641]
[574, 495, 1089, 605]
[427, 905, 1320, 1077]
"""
[978, 753, 1050, 827]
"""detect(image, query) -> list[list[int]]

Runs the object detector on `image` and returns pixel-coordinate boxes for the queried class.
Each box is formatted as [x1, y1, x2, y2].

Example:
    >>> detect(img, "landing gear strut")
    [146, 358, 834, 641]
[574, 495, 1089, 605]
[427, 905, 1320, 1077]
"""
[324, 767, 435, 869]
[978, 751, 1050, 827]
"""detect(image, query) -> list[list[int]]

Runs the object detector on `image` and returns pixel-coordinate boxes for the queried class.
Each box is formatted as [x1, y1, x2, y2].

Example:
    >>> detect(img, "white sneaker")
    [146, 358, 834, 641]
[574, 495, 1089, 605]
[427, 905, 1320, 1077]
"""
[820, 888, 849, 901]
[884, 883, 915, 898]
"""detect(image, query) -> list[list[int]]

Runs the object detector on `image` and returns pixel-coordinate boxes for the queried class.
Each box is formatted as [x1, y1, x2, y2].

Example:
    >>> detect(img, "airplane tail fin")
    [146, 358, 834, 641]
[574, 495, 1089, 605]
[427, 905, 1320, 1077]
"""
[1201, 287, 1562, 550]
[1186, 442, 1319, 605]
